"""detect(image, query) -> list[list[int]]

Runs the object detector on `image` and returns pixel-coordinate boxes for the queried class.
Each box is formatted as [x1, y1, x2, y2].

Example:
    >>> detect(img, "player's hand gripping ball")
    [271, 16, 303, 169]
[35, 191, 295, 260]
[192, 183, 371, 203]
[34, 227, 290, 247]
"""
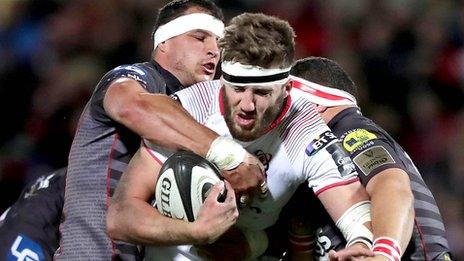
[154, 151, 226, 222]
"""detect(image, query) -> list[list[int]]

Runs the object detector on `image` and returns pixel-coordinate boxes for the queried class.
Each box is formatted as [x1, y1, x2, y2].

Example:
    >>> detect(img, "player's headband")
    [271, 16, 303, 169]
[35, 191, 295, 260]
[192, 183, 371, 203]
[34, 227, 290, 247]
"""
[153, 13, 224, 49]
[290, 75, 357, 107]
[221, 61, 291, 86]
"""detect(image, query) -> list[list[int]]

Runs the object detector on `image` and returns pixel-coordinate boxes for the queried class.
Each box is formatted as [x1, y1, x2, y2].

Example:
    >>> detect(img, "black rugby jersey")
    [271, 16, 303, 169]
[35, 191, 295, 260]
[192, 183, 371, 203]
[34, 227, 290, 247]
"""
[57, 61, 183, 260]
[313, 107, 451, 260]
[0, 168, 65, 261]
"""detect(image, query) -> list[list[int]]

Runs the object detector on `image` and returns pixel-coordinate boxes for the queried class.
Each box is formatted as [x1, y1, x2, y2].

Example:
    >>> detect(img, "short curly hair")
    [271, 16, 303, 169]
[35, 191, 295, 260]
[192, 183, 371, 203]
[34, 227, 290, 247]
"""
[219, 13, 296, 69]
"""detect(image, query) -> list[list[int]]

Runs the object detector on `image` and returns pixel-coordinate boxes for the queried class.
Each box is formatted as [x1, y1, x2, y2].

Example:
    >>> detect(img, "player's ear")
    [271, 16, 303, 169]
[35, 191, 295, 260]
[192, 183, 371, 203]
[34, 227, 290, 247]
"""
[157, 41, 167, 53]
[284, 81, 292, 97]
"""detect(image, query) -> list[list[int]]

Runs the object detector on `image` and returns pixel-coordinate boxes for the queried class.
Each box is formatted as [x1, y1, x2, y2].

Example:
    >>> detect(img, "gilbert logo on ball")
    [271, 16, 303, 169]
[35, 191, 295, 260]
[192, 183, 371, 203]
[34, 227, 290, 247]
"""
[155, 151, 225, 222]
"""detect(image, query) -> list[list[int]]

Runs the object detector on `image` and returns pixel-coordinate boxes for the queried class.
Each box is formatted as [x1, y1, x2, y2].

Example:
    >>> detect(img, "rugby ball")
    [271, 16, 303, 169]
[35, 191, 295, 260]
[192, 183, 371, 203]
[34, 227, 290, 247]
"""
[154, 151, 224, 222]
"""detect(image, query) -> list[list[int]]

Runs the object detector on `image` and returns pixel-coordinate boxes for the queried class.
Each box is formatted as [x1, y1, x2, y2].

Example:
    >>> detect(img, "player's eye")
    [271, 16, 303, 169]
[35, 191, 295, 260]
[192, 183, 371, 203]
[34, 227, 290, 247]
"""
[255, 90, 271, 96]
[233, 86, 245, 92]
[192, 34, 206, 41]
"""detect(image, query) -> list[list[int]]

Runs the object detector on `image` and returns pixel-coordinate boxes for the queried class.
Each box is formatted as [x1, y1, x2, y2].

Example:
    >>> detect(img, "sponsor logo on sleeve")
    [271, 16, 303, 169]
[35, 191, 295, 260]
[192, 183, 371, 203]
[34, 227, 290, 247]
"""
[342, 129, 377, 152]
[326, 142, 357, 177]
[24, 173, 56, 199]
[306, 131, 338, 156]
[125, 73, 147, 86]
[8, 234, 45, 261]
[116, 65, 148, 85]
[352, 146, 395, 176]
[442, 253, 452, 261]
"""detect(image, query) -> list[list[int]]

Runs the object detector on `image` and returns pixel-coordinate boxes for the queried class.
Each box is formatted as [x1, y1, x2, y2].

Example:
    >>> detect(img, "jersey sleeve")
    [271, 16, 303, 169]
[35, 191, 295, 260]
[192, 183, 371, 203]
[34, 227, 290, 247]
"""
[303, 128, 359, 195]
[282, 96, 359, 195]
[174, 80, 221, 123]
[340, 128, 406, 185]
[90, 64, 163, 124]
[142, 139, 173, 165]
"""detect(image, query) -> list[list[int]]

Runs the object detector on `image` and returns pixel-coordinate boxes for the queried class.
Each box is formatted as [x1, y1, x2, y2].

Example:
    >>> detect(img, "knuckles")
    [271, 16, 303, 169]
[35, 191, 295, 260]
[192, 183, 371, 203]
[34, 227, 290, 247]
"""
[220, 163, 266, 194]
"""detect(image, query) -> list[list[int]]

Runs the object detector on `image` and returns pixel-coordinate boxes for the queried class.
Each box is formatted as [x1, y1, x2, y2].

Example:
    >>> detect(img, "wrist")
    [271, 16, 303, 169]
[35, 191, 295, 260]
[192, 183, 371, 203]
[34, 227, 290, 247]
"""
[374, 254, 393, 261]
[372, 237, 401, 261]
[350, 241, 371, 250]
[336, 201, 373, 248]
[190, 222, 209, 245]
[206, 136, 246, 171]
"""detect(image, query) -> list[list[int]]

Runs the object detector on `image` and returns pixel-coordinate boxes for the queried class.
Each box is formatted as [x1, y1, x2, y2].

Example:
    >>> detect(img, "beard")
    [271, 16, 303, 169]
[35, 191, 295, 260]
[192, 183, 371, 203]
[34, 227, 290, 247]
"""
[222, 91, 286, 142]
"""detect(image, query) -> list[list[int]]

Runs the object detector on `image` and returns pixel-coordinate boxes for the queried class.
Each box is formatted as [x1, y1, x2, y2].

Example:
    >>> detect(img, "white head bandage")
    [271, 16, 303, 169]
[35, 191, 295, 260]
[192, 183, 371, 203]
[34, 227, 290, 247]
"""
[153, 13, 224, 49]
[290, 75, 357, 107]
[221, 61, 291, 86]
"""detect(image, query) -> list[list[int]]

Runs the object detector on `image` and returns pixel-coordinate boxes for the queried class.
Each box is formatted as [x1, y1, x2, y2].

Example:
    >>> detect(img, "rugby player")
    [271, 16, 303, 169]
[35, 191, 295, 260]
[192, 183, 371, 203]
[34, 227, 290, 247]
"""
[108, 13, 375, 260]
[288, 57, 453, 260]
[57, 1, 266, 259]
[0, 169, 65, 260]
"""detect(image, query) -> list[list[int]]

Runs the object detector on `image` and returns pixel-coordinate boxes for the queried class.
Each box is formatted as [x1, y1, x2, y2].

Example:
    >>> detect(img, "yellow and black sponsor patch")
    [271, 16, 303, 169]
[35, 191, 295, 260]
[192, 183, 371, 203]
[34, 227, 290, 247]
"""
[342, 129, 377, 152]
[352, 146, 395, 176]
[443, 253, 452, 261]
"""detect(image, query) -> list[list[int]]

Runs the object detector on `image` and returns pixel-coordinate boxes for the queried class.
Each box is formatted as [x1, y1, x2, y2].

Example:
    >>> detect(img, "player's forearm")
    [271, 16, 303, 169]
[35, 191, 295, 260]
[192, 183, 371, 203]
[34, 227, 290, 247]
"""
[107, 198, 202, 246]
[367, 169, 414, 254]
[319, 181, 370, 220]
[105, 79, 217, 156]
[319, 181, 373, 248]
[124, 93, 218, 156]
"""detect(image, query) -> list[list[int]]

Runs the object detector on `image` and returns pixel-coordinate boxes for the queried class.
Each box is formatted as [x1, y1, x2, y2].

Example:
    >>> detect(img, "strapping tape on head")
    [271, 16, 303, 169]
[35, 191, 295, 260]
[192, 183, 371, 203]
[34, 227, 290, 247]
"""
[290, 75, 357, 107]
[153, 13, 224, 49]
[221, 61, 291, 86]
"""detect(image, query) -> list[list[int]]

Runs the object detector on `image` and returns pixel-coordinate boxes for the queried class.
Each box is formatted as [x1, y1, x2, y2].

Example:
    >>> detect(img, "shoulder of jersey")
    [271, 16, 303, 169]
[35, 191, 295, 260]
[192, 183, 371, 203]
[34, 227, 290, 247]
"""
[113, 64, 147, 75]
[191, 79, 221, 90]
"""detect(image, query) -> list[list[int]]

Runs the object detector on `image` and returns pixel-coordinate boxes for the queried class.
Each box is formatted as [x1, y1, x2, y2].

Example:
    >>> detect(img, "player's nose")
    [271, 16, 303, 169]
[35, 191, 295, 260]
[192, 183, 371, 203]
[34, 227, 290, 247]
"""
[239, 91, 255, 112]
[205, 37, 219, 58]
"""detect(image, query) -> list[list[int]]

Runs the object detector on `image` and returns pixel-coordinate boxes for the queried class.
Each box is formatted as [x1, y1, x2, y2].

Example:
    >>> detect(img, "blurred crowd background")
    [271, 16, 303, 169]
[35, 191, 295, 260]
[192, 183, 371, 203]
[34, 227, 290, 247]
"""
[0, 0, 463, 258]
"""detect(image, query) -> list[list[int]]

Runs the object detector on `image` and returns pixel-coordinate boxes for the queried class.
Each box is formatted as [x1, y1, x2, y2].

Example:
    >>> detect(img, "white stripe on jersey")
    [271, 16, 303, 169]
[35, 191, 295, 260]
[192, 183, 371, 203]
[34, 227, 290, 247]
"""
[175, 80, 221, 124]
[278, 97, 328, 163]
